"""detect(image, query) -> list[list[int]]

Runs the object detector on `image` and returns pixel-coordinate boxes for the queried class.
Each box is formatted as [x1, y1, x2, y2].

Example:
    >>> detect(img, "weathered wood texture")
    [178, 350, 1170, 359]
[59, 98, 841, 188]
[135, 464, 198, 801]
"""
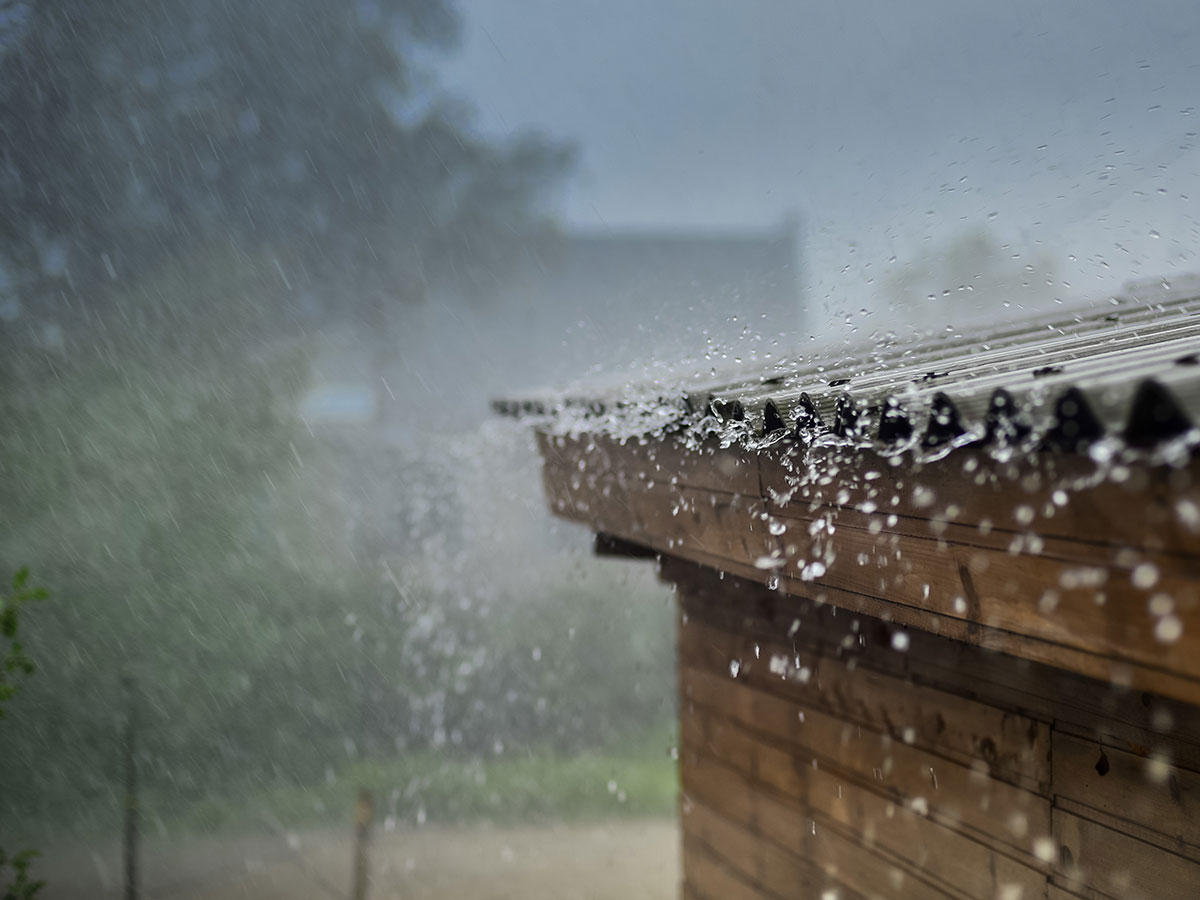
[538, 429, 1200, 704]
[672, 562, 1200, 900]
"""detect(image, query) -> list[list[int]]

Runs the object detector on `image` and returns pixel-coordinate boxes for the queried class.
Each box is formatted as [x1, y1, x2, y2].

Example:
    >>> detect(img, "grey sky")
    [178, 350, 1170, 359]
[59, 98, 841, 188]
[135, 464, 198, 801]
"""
[442, 1, 1200, 322]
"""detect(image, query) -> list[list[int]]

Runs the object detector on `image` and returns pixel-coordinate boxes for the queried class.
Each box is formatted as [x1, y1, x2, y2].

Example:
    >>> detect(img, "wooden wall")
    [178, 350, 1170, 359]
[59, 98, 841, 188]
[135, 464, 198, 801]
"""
[669, 558, 1200, 900]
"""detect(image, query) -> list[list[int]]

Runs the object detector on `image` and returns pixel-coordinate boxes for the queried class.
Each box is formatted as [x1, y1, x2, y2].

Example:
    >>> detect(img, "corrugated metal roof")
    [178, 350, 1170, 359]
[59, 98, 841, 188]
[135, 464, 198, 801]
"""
[495, 278, 1200, 459]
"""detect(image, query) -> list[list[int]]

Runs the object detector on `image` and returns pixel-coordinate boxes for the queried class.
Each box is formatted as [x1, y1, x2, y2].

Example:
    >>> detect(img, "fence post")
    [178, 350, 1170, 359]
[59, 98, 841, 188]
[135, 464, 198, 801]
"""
[122, 672, 139, 900]
[351, 787, 373, 900]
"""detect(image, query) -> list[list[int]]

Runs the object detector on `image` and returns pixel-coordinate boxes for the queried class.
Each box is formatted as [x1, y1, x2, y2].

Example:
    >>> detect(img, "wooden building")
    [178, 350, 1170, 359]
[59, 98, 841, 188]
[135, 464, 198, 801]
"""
[499, 285, 1200, 900]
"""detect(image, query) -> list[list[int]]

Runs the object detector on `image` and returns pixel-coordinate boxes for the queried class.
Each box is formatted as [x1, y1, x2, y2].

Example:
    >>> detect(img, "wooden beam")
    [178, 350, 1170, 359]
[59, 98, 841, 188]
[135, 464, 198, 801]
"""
[538, 426, 1200, 704]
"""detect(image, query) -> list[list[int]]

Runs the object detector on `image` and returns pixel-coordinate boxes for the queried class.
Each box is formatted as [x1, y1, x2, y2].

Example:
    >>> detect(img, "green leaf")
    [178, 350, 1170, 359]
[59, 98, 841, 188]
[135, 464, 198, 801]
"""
[12, 567, 28, 591]
[11, 848, 41, 866]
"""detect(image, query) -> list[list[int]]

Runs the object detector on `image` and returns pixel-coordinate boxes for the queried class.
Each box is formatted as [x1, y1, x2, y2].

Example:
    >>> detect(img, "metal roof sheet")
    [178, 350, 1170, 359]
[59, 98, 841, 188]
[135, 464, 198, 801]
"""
[495, 279, 1200, 460]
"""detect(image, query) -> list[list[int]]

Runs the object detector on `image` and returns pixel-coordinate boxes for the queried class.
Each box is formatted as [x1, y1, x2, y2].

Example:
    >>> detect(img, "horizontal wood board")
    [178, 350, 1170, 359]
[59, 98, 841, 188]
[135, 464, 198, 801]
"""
[537, 428, 1200, 704]
[674, 565, 1200, 900]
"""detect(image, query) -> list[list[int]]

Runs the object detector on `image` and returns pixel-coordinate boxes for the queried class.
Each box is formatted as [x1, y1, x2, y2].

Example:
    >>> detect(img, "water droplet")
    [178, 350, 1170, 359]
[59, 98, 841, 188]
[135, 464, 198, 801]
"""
[1032, 836, 1056, 863]
[1132, 563, 1159, 590]
[1149, 593, 1174, 616]
[1007, 813, 1029, 839]
[1145, 754, 1171, 784]
[1155, 615, 1182, 644]
[1177, 499, 1200, 532]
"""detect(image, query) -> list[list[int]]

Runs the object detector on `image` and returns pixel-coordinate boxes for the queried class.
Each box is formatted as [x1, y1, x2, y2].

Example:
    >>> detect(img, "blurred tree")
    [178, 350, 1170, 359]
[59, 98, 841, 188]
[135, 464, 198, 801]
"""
[1, 568, 47, 899]
[0, 0, 580, 831]
[0, 0, 571, 344]
[1, 568, 47, 718]
[0, 304, 319, 818]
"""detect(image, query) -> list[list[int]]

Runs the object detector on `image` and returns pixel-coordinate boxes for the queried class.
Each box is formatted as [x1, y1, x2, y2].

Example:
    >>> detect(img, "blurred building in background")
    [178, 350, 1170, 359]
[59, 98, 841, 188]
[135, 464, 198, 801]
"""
[302, 216, 804, 434]
[468, 216, 805, 392]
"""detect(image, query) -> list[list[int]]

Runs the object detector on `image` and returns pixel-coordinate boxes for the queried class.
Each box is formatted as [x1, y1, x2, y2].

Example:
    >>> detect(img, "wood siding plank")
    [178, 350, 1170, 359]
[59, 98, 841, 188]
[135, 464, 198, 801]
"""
[1052, 732, 1200, 862]
[680, 668, 1051, 867]
[1054, 808, 1200, 900]
[680, 616, 1051, 789]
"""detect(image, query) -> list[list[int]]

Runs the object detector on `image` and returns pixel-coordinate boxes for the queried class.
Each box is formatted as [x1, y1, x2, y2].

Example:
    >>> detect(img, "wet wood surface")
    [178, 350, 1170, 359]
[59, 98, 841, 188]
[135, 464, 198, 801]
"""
[673, 565, 1200, 900]
[537, 429, 1200, 704]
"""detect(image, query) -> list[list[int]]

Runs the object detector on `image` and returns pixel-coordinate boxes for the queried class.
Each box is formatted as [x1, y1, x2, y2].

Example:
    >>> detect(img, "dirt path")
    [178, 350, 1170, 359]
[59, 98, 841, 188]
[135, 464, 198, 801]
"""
[39, 819, 679, 900]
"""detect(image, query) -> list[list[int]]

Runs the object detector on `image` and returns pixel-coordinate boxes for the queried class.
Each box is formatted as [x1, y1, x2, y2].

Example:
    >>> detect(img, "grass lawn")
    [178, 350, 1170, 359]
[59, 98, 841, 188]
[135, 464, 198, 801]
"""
[174, 735, 678, 835]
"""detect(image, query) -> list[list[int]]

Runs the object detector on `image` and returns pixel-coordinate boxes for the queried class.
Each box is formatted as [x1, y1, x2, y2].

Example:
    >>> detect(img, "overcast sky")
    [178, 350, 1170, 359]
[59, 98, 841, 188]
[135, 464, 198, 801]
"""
[441, 1, 1200, 324]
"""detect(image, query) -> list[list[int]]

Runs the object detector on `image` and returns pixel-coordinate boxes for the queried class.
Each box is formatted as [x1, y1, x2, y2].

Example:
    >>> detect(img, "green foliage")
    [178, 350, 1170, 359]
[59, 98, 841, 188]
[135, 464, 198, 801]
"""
[0, 569, 47, 716]
[0, 3, 593, 846]
[0, 242, 675, 834]
[1, 570, 47, 899]
[0, 524, 674, 835]
[0, 290, 315, 822]
[163, 735, 677, 835]
[0, 847, 44, 900]
[0, 0, 572, 324]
